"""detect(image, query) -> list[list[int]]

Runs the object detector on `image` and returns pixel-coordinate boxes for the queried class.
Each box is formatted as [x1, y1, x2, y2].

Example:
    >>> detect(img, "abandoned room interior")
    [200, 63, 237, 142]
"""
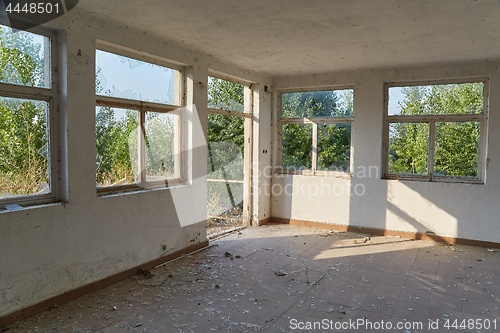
[2, 0, 500, 331]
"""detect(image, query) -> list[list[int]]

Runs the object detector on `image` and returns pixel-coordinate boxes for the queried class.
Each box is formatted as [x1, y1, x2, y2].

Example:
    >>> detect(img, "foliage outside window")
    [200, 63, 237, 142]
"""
[206, 76, 249, 222]
[279, 89, 353, 174]
[207, 77, 246, 182]
[0, 24, 56, 208]
[208, 76, 245, 113]
[95, 49, 182, 191]
[385, 81, 487, 182]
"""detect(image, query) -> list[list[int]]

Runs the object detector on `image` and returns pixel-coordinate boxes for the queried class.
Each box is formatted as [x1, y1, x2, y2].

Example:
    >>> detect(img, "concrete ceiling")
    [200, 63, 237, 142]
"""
[78, 0, 500, 76]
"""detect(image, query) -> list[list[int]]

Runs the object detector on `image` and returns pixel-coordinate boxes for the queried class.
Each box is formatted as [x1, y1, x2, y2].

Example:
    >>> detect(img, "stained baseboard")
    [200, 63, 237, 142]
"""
[0, 240, 209, 329]
[257, 217, 272, 226]
[271, 217, 500, 249]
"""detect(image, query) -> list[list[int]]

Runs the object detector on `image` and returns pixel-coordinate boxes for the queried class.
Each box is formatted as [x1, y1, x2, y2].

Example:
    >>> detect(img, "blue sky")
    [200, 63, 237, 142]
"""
[388, 87, 405, 115]
[96, 50, 176, 105]
[95, 49, 407, 115]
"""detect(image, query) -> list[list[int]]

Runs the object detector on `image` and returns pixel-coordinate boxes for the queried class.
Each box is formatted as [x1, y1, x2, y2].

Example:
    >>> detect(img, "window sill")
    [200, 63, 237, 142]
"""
[0, 201, 63, 214]
[275, 170, 353, 179]
[383, 175, 484, 185]
[97, 180, 188, 197]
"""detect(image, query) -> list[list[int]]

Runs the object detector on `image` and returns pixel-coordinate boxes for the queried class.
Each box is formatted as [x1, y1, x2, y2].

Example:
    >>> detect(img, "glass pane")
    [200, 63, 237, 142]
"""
[434, 122, 480, 178]
[317, 123, 351, 172]
[207, 181, 244, 231]
[281, 123, 312, 170]
[207, 113, 245, 234]
[388, 122, 429, 175]
[145, 112, 178, 181]
[0, 97, 50, 198]
[96, 50, 177, 105]
[388, 82, 484, 115]
[207, 114, 245, 180]
[0, 24, 50, 88]
[281, 89, 353, 118]
[95, 107, 139, 187]
[207, 77, 244, 112]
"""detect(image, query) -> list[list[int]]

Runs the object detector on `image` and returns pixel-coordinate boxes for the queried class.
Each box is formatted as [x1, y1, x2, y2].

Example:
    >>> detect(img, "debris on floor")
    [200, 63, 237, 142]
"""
[354, 236, 370, 244]
[6, 224, 500, 333]
[138, 269, 153, 279]
[206, 206, 244, 239]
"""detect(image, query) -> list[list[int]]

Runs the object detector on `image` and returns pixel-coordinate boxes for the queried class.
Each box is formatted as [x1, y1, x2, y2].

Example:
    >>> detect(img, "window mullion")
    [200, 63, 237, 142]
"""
[139, 108, 147, 187]
[49, 34, 59, 201]
[312, 122, 318, 173]
[428, 120, 436, 179]
[478, 119, 487, 181]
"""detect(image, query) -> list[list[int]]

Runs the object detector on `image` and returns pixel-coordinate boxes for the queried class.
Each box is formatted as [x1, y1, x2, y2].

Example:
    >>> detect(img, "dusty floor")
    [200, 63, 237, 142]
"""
[5, 224, 500, 332]
[206, 207, 244, 239]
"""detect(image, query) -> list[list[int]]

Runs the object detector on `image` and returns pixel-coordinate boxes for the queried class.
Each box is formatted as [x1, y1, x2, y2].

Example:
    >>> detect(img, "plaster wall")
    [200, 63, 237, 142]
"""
[272, 61, 500, 243]
[0, 9, 271, 317]
[252, 85, 273, 224]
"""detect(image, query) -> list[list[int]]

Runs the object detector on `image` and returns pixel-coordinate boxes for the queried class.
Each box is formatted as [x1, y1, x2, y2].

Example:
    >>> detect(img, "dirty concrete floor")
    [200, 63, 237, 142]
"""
[6, 224, 500, 332]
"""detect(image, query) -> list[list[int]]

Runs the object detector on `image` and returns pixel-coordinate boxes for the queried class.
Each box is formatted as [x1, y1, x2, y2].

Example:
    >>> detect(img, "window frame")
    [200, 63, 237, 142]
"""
[277, 86, 354, 177]
[95, 43, 185, 194]
[207, 72, 250, 114]
[207, 72, 253, 224]
[0, 25, 60, 210]
[383, 78, 489, 184]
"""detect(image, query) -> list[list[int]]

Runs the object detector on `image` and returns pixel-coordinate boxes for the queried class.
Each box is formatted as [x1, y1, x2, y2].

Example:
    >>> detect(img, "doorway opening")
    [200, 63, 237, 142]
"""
[206, 75, 252, 238]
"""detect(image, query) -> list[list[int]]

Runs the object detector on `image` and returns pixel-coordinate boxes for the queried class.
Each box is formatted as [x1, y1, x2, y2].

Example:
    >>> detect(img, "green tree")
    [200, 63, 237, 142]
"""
[389, 122, 429, 174]
[207, 77, 244, 112]
[317, 123, 351, 171]
[389, 83, 483, 177]
[207, 77, 245, 180]
[95, 107, 138, 186]
[0, 25, 45, 87]
[0, 25, 49, 196]
[281, 90, 352, 170]
[145, 112, 176, 178]
[206, 78, 246, 218]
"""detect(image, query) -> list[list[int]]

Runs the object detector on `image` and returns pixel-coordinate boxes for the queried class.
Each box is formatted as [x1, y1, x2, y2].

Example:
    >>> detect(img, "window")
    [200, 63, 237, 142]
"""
[95, 47, 183, 192]
[206, 75, 251, 226]
[0, 24, 58, 209]
[207, 76, 245, 113]
[278, 89, 354, 174]
[384, 80, 487, 182]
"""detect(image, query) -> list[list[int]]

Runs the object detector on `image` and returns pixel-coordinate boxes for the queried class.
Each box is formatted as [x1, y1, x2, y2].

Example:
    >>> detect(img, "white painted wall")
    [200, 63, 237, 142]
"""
[272, 62, 500, 243]
[0, 9, 272, 317]
[252, 84, 273, 224]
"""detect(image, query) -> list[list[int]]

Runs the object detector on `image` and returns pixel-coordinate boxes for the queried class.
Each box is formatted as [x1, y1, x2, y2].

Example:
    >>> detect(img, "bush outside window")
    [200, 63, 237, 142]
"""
[95, 48, 183, 192]
[206, 75, 250, 226]
[279, 89, 353, 175]
[0, 24, 58, 209]
[385, 81, 487, 182]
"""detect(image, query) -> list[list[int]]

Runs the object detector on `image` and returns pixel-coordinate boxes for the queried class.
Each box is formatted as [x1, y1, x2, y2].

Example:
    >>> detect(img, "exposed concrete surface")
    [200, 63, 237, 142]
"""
[5, 225, 500, 332]
[76, 0, 500, 76]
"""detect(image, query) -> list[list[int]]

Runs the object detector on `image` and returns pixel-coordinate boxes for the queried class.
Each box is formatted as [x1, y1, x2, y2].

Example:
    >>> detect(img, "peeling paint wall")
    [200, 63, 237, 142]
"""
[272, 62, 500, 243]
[0, 9, 272, 318]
